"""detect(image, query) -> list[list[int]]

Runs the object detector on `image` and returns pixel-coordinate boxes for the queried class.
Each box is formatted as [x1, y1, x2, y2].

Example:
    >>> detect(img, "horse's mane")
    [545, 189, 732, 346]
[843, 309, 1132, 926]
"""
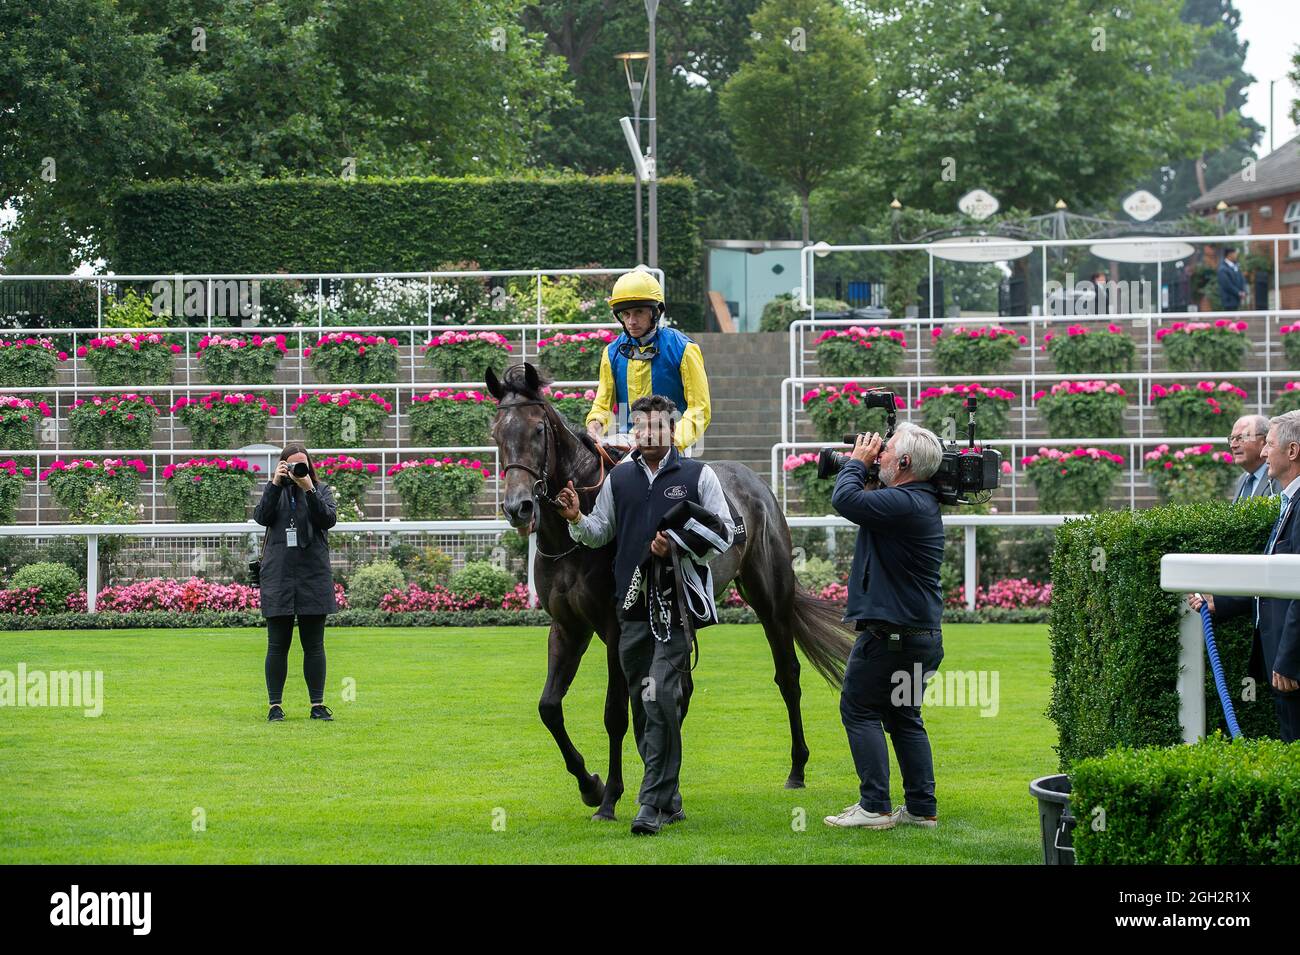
[499, 363, 589, 444]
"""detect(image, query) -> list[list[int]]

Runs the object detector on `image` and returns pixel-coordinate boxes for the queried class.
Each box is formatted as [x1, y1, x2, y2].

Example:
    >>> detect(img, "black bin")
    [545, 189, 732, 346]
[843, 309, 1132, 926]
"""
[1029, 774, 1075, 865]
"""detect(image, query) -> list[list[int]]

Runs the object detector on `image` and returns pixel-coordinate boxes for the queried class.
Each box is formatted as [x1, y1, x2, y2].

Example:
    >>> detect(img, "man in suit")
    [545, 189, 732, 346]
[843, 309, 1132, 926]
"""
[823, 422, 947, 830]
[1190, 409, 1300, 741]
[1230, 414, 1278, 502]
[1218, 248, 1247, 310]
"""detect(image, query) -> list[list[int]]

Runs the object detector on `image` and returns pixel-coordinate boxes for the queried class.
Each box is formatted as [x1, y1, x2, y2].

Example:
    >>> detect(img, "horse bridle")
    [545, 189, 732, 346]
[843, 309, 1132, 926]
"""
[497, 398, 614, 557]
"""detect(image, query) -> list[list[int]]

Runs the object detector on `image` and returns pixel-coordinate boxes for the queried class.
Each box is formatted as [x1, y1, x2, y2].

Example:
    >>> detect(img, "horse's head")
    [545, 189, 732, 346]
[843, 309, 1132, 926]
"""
[487, 361, 556, 533]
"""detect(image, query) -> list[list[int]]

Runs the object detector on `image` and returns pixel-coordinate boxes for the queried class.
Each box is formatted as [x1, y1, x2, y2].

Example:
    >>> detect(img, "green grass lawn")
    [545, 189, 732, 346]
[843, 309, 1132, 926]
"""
[0, 623, 1055, 863]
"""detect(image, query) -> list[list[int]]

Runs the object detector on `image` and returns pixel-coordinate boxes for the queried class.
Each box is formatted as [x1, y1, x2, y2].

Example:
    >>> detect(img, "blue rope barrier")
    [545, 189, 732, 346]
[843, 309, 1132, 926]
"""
[1199, 603, 1242, 739]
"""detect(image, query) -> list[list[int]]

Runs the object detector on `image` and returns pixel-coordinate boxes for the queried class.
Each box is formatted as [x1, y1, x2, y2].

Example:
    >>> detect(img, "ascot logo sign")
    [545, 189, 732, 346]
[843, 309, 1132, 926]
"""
[50, 885, 151, 935]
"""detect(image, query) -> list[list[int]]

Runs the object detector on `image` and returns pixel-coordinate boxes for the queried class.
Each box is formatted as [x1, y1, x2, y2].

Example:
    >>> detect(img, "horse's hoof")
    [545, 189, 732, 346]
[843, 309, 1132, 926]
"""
[579, 773, 605, 808]
[591, 810, 617, 821]
[784, 778, 806, 790]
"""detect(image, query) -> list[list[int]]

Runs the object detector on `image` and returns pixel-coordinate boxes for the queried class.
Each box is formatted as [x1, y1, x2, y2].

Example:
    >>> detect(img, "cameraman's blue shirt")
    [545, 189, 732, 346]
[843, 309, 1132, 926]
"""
[831, 459, 944, 629]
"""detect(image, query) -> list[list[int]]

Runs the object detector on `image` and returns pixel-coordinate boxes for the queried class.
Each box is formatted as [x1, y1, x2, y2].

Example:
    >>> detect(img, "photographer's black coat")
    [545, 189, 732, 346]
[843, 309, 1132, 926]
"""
[831, 458, 944, 630]
[252, 480, 339, 617]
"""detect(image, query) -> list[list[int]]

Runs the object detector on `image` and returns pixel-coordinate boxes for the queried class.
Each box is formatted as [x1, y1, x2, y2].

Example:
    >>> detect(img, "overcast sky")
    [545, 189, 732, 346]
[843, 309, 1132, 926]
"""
[1235, 0, 1299, 154]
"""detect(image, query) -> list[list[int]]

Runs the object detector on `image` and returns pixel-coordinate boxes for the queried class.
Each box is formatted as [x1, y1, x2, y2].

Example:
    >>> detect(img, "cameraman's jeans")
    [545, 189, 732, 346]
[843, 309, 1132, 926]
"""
[840, 627, 944, 816]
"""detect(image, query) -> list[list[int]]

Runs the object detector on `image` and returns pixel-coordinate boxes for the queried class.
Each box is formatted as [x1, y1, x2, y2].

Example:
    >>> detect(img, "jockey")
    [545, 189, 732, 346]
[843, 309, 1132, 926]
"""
[585, 269, 712, 455]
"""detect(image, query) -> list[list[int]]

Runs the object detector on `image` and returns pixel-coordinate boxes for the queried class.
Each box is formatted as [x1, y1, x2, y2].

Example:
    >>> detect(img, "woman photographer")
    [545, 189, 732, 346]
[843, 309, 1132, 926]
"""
[252, 442, 339, 722]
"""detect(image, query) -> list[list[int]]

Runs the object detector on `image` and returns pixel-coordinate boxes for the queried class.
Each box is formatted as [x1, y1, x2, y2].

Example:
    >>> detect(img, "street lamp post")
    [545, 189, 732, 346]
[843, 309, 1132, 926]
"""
[646, 0, 659, 270]
[615, 52, 649, 265]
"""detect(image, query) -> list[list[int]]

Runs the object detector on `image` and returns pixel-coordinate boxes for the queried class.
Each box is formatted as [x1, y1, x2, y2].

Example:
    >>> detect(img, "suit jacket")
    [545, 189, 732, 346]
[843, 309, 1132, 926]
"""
[1218, 260, 1246, 309]
[1215, 496, 1300, 684]
[1233, 465, 1278, 502]
[831, 460, 945, 630]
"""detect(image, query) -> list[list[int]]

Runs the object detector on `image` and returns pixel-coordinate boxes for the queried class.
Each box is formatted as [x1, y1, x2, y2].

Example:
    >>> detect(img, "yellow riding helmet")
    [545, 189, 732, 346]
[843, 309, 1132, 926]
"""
[607, 270, 665, 314]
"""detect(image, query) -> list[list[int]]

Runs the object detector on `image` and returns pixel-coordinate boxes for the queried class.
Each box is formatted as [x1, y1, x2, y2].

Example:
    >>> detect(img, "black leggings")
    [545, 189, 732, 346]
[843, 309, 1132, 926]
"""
[265, 614, 327, 706]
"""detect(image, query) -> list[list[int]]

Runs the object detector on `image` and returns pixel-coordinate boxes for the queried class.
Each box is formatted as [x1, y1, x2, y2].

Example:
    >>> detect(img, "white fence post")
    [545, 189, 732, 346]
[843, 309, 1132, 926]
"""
[1176, 608, 1206, 744]
[86, 534, 99, 614]
[964, 525, 977, 611]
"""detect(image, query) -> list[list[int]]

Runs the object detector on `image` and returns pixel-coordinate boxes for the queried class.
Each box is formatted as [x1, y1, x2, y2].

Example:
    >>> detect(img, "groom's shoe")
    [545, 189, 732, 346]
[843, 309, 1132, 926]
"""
[631, 804, 665, 836]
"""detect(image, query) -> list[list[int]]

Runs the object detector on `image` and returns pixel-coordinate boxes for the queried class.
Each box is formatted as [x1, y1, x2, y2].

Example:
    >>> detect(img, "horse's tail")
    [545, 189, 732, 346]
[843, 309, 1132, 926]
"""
[789, 586, 855, 689]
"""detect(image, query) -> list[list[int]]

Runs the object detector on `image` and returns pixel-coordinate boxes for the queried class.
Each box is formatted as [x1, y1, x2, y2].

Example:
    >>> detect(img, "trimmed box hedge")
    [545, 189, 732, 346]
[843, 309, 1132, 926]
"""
[108, 175, 701, 321]
[1048, 498, 1282, 768]
[1070, 738, 1299, 864]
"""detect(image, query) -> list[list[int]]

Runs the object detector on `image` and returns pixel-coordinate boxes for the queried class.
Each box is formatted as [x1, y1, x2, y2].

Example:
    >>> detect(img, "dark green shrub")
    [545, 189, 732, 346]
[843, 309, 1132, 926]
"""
[10, 561, 80, 614]
[1048, 499, 1281, 768]
[449, 561, 515, 604]
[1071, 738, 1299, 864]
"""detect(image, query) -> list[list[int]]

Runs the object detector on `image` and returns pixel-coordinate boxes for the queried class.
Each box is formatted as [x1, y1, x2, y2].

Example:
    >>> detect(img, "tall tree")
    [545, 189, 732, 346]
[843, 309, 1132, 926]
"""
[719, 0, 878, 241]
[1127, 0, 1261, 218]
[818, 0, 1242, 229]
[1, 0, 573, 270]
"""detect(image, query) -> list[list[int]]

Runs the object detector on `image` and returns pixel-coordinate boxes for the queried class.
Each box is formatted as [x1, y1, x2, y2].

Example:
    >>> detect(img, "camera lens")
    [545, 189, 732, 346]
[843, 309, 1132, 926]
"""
[292, 462, 309, 478]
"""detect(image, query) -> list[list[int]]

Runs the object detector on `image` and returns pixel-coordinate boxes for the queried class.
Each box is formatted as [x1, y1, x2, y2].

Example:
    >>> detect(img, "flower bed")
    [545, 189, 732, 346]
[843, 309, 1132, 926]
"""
[1043, 323, 1136, 374]
[388, 456, 493, 519]
[290, 390, 392, 446]
[537, 329, 615, 380]
[378, 582, 486, 612]
[171, 391, 275, 448]
[408, 389, 497, 446]
[68, 394, 160, 449]
[1156, 320, 1250, 372]
[1271, 381, 1300, 416]
[304, 332, 400, 384]
[542, 386, 596, 430]
[1142, 443, 1238, 505]
[1150, 381, 1246, 436]
[40, 457, 148, 522]
[945, 577, 1053, 609]
[1020, 446, 1125, 514]
[162, 456, 261, 522]
[801, 382, 905, 442]
[62, 578, 348, 614]
[195, 333, 288, 384]
[0, 395, 51, 449]
[316, 455, 379, 519]
[814, 326, 908, 378]
[914, 383, 1015, 440]
[421, 330, 513, 381]
[1281, 323, 1300, 368]
[783, 451, 835, 515]
[0, 458, 33, 523]
[78, 333, 180, 386]
[931, 325, 1025, 376]
[1032, 380, 1127, 439]
[0, 336, 68, 387]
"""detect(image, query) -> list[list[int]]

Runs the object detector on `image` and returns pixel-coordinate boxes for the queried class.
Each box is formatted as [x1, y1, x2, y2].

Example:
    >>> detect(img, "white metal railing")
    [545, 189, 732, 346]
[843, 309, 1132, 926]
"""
[0, 267, 661, 348]
[0, 514, 1062, 614]
[772, 435, 1255, 516]
[779, 368, 1300, 449]
[800, 232, 1296, 335]
[0, 519, 536, 612]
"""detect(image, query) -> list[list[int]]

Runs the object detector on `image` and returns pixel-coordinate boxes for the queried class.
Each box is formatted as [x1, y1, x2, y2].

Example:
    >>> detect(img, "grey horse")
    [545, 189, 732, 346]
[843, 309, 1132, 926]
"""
[487, 362, 852, 820]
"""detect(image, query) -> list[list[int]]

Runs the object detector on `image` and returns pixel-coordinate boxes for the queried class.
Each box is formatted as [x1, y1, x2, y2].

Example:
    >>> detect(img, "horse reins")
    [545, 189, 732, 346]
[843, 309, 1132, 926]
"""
[498, 398, 614, 559]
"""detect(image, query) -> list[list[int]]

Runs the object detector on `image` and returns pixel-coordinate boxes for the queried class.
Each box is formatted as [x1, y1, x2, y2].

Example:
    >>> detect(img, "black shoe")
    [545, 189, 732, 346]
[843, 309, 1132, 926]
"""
[664, 808, 686, 825]
[631, 804, 664, 836]
[310, 704, 334, 721]
[267, 704, 285, 722]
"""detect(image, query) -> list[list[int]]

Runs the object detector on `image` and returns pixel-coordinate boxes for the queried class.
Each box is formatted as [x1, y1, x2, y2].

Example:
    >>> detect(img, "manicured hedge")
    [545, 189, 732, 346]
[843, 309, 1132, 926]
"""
[1070, 738, 1299, 864]
[109, 174, 700, 317]
[1048, 498, 1282, 768]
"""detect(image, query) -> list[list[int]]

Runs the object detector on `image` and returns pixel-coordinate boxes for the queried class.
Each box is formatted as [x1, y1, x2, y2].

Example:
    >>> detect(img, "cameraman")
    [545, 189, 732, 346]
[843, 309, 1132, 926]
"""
[823, 423, 946, 831]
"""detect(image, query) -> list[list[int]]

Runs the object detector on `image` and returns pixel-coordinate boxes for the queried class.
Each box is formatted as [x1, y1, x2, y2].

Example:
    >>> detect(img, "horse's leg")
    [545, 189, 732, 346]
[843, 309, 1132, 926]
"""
[592, 615, 628, 821]
[742, 566, 811, 789]
[538, 622, 604, 809]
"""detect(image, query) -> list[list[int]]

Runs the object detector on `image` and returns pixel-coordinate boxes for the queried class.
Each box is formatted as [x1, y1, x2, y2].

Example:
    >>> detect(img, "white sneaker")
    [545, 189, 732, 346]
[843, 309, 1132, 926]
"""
[823, 803, 901, 829]
[898, 808, 938, 829]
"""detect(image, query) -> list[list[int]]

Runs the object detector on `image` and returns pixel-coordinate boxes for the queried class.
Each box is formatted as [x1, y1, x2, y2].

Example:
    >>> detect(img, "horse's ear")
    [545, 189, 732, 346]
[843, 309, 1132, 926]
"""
[523, 361, 542, 396]
[485, 365, 504, 400]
